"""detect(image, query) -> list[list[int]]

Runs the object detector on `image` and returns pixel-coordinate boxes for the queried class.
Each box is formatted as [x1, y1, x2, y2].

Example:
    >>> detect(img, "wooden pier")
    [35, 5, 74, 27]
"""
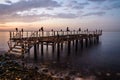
[7, 28, 102, 57]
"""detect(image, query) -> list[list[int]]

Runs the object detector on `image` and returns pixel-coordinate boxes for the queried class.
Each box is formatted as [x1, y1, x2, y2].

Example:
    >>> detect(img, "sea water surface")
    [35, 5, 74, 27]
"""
[0, 32, 120, 72]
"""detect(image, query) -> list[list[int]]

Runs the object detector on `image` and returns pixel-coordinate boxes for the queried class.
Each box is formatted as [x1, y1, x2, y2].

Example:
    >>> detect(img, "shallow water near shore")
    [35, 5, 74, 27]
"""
[0, 32, 120, 79]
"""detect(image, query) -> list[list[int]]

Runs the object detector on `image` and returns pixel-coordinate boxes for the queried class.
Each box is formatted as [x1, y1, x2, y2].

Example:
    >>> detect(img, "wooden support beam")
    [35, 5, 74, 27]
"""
[34, 44, 37, 60]
[85, 38, 88, 47]
[41, 42, 44, 56]
[68, 41, 71, 54]
[61, 42, 63, 50]
[52, 43, 55, 53]
[96, 36, 99, 43]
[75, 40, 78, 51]
[57, 42, 60, 61]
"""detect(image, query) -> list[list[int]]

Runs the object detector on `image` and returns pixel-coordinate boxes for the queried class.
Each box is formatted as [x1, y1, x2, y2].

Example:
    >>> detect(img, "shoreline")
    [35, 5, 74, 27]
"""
[0, 53, 120, 80]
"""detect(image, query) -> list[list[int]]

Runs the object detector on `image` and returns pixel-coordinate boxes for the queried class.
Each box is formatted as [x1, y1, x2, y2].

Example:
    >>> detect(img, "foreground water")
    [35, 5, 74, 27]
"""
[0, 32, 120, 73]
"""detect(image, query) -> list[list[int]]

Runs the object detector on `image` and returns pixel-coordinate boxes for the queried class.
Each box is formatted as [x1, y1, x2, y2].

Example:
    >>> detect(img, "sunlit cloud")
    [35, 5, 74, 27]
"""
[82, 11, 106, 16]
[0, 0, 120, 31]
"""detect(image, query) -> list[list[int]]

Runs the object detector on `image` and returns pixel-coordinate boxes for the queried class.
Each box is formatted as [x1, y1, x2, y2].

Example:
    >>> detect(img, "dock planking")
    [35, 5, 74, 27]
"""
[7, 28, 102, 58]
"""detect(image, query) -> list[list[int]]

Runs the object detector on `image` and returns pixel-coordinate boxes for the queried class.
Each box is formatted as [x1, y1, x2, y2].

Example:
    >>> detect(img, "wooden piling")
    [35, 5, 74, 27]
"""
[68, 41, 71, 54]
[85, 38, 88, 47]
[75, 40, 78, 51]
[41, 42, 44, 56]
[34, 44, 37, 60]
[8, 28, 102, 57]
[57, 42, 60, 61]
[80, 39, 83, 48]
[52, 43, 55, 53]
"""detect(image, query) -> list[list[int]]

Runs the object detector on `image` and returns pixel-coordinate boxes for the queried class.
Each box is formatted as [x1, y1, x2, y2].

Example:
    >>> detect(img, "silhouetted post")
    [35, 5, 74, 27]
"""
[89, 37, 92, 45]
[85, 38, 88, 47]
[41, 27, 44, 37]
[13, 32, 14, 38]
[52, 43, 55, 53]
[96, 36, 99, 43]
[10, 32, 12, 39]
[73, 40, 74, 46]
[21, 28, 23, 38]
[66, 27, 69, 35]
[93, 31, 96, 44]
[51, 29, 53, 36]
[37, 43, 39, 54]
[34, 44, 37, 60]
[80, 39, 83, 49]
[75, 40, 78, 51]
[21, 43, 24, 60]
[41, 42, 43, 54]
[16, 28, 18, 32]
[68, 40, 71, 54]
[15, 28, 18, 37]
[39, 29, 41, 37]
[79, 28, 81, 32]
[57, 35, 60, 61]
[61, 42, 63, 50]
[46, 42, 48, 50]
[27, 44, 30, 55]
[57, 42, 60, 55]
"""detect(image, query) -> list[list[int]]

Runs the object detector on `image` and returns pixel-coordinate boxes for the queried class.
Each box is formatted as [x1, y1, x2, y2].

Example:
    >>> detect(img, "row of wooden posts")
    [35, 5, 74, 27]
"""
[10, 28, 102, 39]
[9, 28, 102, 60]
[32, 36, 100, 60]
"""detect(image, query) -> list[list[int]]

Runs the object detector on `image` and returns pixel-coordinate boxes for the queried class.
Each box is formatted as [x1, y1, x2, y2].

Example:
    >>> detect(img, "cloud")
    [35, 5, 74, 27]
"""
[67, 1, 89, 9]
[111, 2, 120, 9]
[88, 0, 106, 2]
[0, 12, 78, 23]
[5, 0, 12, 4]
[0, 0, 60, 15]
[83, 11, 106, 16]
[102, 2, 120, 10]
[0, 0, 62, 23]
[55, 13, 78, 18]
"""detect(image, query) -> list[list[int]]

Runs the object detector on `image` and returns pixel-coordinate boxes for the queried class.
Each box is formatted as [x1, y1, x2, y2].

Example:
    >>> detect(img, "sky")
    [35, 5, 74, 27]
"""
[0, 0, 120, 31]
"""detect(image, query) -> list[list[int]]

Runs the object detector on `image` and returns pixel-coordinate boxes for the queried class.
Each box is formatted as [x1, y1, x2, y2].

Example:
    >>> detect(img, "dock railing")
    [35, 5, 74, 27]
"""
[9, 30, 102, 40]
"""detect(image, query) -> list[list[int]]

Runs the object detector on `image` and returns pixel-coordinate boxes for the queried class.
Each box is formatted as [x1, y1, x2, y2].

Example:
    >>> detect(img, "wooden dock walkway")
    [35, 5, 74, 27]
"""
[7, 28, 102, 57]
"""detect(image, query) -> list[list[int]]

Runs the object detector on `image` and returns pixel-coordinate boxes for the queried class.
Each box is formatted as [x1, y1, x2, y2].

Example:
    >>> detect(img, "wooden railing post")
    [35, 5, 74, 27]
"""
[10, 32, 12, 39]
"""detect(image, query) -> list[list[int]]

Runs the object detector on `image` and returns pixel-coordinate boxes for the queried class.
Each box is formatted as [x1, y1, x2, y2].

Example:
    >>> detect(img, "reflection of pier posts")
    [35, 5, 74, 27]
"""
[80, 39, 83, 49]
[93, 37, 96, 44]
[37, 43, 39, 54]
[57, 42, 60, 61]
[73, 40, 74, 46]
[46, 42, 48, 50]
[34, 43, 37, 60]
[57, 34, 60, 61]
[68, 40, 71, 54]
[96, 36, 99, 43]
[85, 38, 88, 47]
[89, 37, 92, 45]
[41, 42, 44, 56]
[61, 42, 63, 50]
[52, 43, 55, 53]
[75, 40, 78, 51]
[27, 44, 30, 55]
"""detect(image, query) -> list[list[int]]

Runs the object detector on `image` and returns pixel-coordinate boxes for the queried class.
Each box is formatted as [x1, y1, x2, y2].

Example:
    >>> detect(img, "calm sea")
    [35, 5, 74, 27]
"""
[0, 32, 120, 72]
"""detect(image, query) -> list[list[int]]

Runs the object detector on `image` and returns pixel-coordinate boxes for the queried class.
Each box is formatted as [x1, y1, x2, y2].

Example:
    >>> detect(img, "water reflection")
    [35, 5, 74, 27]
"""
[25, 38, 101, 66]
